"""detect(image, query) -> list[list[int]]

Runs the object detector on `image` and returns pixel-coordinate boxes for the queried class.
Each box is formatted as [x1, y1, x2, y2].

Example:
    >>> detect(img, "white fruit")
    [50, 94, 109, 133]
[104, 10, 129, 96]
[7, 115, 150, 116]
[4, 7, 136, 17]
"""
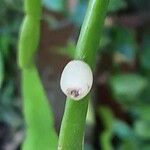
[60, 60, 93, 100]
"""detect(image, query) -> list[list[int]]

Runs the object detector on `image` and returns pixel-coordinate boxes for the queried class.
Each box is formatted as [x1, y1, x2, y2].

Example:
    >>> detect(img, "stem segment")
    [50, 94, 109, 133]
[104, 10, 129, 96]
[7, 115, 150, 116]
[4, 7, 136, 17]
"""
[18, 0, 41, 69]
[58, 0, 109, 150]
[18, 0, 58, 149]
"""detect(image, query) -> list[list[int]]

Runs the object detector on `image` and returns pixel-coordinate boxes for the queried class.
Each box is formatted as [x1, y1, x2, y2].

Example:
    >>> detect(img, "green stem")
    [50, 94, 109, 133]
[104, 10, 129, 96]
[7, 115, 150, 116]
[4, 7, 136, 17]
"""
[99, 107, 114, 150]
[58, 0, 109, 150]
[18, 0, 58, 149]
[22, 66, 58, 150]
[18, 0, 41, 69]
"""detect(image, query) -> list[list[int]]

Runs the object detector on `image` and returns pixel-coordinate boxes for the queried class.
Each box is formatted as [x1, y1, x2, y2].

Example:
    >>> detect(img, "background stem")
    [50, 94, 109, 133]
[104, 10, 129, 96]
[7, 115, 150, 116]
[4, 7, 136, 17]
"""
[58, 0, 109, 150]
[18, 0, 58, 149]
[22, 66, 58, 150]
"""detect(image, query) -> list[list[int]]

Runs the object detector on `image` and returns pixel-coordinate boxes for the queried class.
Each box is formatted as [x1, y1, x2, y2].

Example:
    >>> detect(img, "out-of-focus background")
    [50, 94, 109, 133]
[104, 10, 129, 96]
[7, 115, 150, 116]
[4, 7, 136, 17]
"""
[0, 0, 150, 149]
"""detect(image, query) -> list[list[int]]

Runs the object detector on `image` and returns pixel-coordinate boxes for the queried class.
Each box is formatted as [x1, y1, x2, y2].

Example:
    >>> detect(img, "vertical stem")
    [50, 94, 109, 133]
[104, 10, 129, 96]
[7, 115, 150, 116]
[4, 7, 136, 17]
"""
[18, 0, 58, 149]
[18, 0, 41, 69]
[22, 66, 58, 150]
[58, 0, 109, 150]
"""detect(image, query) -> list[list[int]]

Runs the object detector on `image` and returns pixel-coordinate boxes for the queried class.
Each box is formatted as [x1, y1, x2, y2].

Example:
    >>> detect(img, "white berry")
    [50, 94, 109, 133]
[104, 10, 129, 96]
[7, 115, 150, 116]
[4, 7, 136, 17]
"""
[60, 60, 93, 100]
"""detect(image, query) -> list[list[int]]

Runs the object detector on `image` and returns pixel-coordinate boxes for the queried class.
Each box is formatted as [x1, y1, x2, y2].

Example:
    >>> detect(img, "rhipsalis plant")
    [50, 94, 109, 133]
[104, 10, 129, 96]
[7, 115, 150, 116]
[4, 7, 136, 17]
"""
[58, 0, 109, 150]
[18, 0, 41, 69]
[18, 0, 109, 149]
[18, 0, 58, 150]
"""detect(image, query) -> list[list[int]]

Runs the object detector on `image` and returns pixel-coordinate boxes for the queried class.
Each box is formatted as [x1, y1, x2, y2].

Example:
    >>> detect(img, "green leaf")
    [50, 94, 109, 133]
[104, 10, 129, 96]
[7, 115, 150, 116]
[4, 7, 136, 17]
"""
[110, 74, 147, 101]
[140, 145, 150, 150]
[0, 51, 4, 88]
[113, 27, 136, 63]
[99, 107, 114, 150]
[99, 106, 114, 130]
[118, 139, 139, 150]
[0, 34, 11, 58]
[22, 66, 58, 150]
[134, 105, 150, 121]
[139, 79, 150, 102]
[100, 131, 113, 150]
[108, 0, 127, 12]
[113, 121, 133, 139]
[134, 120, 150, 139]
[116, 122, 139, 150]
[140, 47, 150, 71]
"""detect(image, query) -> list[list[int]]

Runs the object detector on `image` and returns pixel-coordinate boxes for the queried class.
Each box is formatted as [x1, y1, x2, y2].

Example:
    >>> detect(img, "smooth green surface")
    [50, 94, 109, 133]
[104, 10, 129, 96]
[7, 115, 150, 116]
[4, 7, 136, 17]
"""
[75, 0, 109, 68]
[18, 0, 41, 69]
[25, 0, 42, 18]
[22, 66, 57, 150]
[18, 0, 58, 149]
[18, 16, 40, 68]
[58, 96, 89, 150]
[58, 0, 109, 150]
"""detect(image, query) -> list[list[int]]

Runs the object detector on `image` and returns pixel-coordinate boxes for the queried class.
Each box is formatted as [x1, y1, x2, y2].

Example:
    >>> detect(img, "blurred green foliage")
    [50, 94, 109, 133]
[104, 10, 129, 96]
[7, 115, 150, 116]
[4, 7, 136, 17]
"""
[0, 0, 22, 129]
[108, 0, 127, 12]
[110, 73, 147, 103]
